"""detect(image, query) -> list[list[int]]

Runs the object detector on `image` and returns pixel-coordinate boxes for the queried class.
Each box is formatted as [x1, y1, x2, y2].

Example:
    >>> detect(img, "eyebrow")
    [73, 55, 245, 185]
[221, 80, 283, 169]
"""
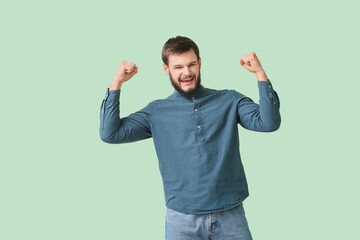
[173, 61, 197, 68]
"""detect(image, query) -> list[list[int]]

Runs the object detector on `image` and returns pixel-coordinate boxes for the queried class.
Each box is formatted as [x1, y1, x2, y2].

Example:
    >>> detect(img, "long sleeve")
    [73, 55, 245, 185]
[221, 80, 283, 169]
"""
[236, 79, 281, 132]
[99, 88, 153, 143]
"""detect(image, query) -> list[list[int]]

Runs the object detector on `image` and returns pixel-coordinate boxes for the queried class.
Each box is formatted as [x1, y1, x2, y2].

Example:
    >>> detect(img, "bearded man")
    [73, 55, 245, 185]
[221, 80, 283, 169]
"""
[99, 36, 281, 240]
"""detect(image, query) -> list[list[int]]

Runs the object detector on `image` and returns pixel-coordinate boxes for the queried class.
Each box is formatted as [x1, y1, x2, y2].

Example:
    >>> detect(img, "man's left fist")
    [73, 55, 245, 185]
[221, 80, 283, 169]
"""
[240, 52, 264, 73]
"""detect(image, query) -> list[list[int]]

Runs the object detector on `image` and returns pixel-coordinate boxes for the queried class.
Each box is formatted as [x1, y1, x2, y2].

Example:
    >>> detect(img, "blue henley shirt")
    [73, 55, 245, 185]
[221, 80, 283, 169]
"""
[99, 79, 281, 214]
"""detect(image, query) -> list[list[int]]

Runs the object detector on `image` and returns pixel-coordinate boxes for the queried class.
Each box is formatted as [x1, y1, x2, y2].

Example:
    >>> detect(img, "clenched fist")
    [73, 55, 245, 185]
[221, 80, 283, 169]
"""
[240, 52, 264, 73]
[110, 61, 138, 90]
[114, 61, 138, 83]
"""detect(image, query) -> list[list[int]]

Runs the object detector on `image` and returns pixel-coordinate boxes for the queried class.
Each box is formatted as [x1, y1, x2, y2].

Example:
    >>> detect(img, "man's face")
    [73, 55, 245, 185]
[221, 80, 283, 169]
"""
[163, 49, 202, 95]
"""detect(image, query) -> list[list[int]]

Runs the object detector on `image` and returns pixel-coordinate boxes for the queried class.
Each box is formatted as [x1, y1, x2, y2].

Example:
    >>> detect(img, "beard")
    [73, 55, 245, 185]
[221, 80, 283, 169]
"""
[169, 71, 201, 96]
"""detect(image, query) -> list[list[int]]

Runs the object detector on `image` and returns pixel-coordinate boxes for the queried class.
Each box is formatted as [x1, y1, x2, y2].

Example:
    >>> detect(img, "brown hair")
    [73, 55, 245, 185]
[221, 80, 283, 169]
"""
[162, 36, 200, 66]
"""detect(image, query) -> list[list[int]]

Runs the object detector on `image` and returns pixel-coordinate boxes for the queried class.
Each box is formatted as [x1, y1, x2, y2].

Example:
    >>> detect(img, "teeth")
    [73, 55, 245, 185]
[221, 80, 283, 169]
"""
[181, 77, 193, 81]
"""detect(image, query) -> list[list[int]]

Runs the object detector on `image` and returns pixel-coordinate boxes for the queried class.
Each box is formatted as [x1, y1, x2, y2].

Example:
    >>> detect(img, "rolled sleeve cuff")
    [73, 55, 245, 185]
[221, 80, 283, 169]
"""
[258, 78, 280, 106]
[105, 88, 120, 102]
[257, 79, 274, 93]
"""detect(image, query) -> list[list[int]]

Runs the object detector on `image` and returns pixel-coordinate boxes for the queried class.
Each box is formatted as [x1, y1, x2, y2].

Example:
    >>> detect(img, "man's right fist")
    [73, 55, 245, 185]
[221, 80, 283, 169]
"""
[113, 61, 138, 83]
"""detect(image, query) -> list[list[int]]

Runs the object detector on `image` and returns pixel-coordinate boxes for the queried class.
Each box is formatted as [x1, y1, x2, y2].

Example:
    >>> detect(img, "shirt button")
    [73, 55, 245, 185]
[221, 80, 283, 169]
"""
[273, 101, 276, 104]
[194, 109, 198, 112]
[269, 85, 271, 88]
[192, 97, 195, 100]
[197, 125, 201, 128]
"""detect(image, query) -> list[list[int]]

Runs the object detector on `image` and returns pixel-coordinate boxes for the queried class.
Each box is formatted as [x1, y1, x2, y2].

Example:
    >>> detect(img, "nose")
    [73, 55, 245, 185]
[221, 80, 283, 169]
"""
[183, 66, 191, 76]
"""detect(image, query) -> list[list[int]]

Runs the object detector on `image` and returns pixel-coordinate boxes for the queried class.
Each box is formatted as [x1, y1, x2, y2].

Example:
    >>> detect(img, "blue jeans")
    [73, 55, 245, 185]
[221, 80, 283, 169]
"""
[165, 203, 253, 240]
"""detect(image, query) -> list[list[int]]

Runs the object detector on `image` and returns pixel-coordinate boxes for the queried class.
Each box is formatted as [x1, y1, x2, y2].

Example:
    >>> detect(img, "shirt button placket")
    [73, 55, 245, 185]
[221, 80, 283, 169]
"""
[192, 98, 204, 142]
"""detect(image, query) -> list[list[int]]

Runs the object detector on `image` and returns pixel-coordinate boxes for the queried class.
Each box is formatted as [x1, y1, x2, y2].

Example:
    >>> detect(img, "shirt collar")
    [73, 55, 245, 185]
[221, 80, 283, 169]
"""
[172, 85, 207, 99]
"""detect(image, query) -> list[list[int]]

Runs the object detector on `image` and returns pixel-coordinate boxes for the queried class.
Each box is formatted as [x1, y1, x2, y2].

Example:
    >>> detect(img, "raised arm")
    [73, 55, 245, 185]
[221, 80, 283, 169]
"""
[99, 61, 153, 143]
[236, 52, 281, 132]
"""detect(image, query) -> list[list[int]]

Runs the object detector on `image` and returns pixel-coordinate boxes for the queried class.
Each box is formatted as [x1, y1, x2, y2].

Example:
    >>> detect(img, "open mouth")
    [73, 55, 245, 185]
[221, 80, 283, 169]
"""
[180, 77, 194, 84]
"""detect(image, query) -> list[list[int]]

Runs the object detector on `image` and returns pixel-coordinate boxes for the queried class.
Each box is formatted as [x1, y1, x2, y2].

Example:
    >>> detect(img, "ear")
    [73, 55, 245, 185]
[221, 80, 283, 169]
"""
[199, 57, 202, 69]
[163, 63, 169, 75]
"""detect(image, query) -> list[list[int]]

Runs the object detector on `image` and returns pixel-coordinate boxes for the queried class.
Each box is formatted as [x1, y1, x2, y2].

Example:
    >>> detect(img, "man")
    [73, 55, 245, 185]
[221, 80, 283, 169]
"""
[99, 36, 281, 239]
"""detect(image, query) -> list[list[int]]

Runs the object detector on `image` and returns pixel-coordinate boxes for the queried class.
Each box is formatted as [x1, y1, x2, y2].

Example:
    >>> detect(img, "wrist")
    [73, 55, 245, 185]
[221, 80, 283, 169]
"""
[255, 69, 268, 81]
[109, 79, 124, 90]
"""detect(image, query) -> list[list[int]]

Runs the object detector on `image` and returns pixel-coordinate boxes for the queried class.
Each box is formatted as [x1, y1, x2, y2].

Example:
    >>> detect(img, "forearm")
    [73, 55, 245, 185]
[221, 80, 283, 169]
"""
[258, 80, 281, 131]
[99, 89, 122, 142]
[254, 69, 280, 131]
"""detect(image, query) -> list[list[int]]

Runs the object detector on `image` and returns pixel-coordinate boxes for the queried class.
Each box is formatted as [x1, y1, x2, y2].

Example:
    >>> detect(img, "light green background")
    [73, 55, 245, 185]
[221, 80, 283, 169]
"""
[1, 0, 359, 239]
